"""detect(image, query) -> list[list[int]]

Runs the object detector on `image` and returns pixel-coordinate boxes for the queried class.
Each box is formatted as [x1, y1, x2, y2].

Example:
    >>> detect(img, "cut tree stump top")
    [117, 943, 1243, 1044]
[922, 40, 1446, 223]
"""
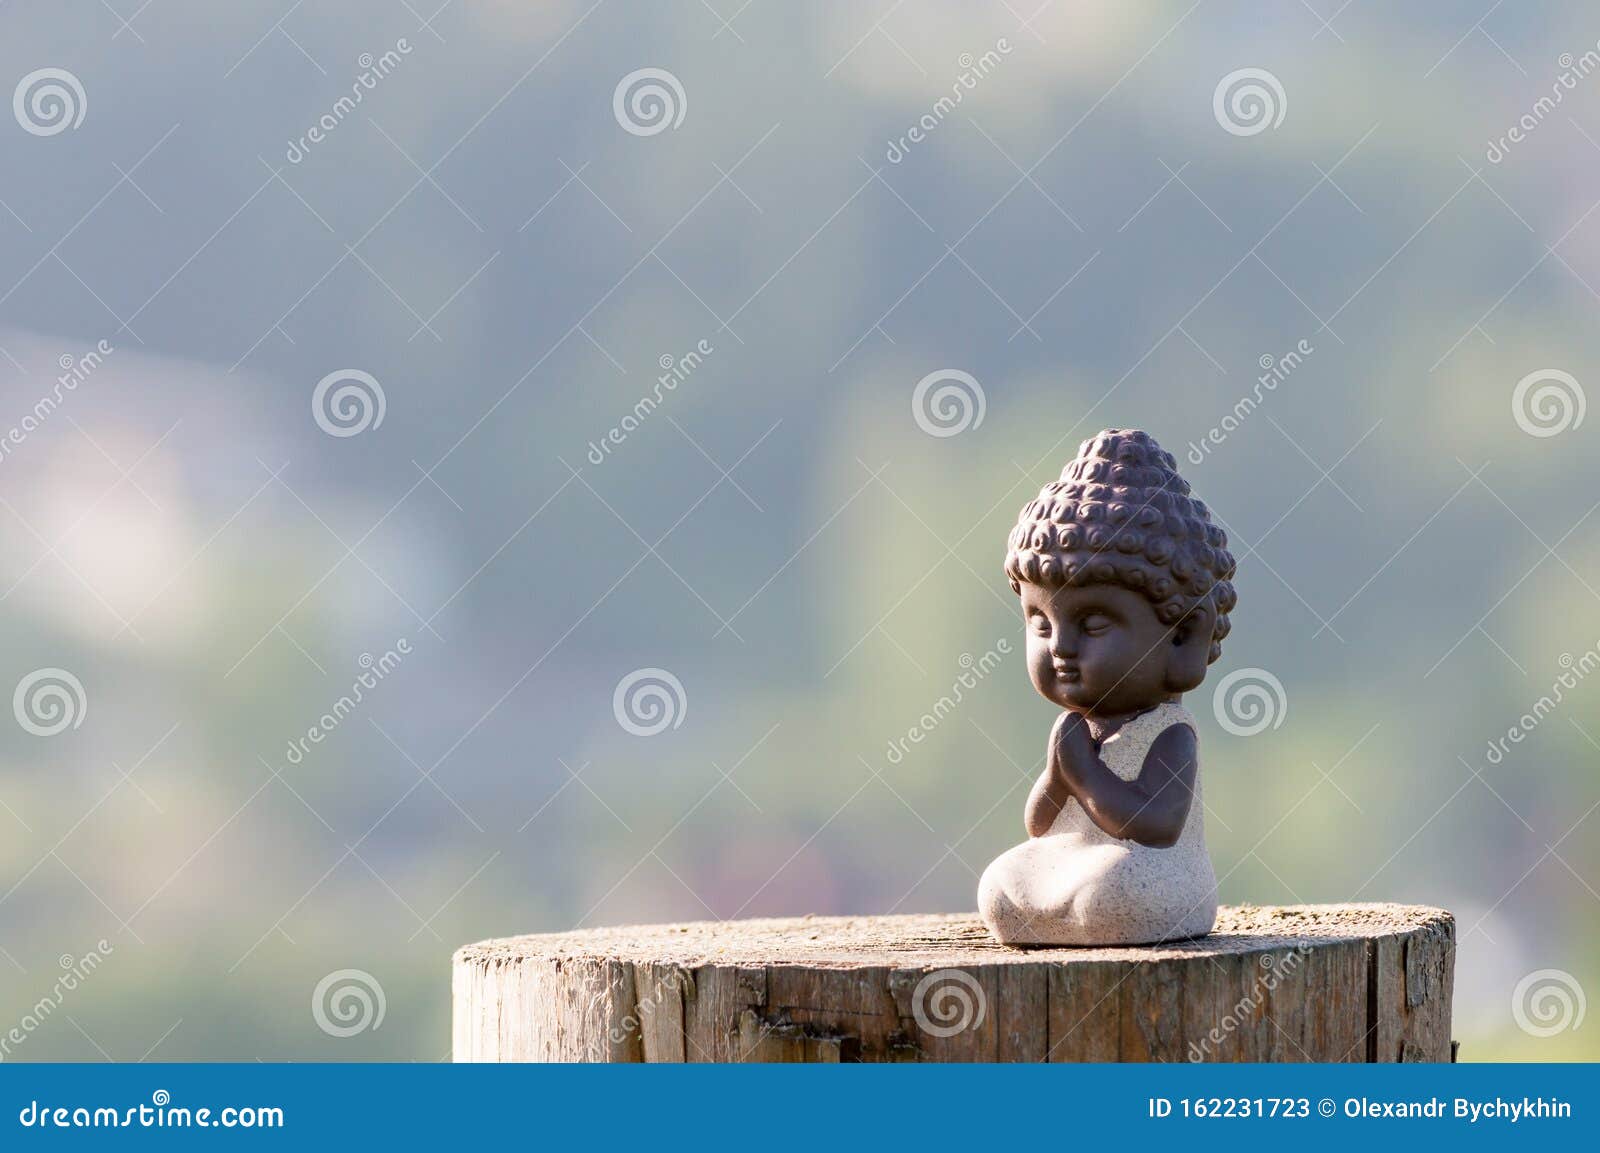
[453, 903, 1455, 1063]
[457, 904, 1442, 968]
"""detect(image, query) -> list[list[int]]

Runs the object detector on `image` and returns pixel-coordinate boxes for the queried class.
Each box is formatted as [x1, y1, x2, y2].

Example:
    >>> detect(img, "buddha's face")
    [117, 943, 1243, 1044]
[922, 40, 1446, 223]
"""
[1020, 581, 1177, 717]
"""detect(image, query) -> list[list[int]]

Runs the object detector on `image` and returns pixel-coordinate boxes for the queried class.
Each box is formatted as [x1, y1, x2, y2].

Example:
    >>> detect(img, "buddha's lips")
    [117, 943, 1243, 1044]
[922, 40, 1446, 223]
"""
[1052, 664, 1081, 682]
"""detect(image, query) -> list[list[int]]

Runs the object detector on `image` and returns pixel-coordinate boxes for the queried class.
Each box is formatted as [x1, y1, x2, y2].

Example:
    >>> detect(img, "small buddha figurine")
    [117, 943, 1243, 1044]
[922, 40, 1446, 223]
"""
[978, 429, 1238, 946]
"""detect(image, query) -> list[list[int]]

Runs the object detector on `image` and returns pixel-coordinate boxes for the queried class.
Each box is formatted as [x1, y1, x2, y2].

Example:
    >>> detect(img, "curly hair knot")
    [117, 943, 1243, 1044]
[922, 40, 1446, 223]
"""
[1004, 429, 1237, 664]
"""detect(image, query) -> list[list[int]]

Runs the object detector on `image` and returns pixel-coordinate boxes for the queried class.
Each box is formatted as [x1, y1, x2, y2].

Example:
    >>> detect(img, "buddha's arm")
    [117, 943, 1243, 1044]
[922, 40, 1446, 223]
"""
[1024, 761, 1071, 837]
[1054, 721, 1197, 848]
[1023, 714, 1080, 836]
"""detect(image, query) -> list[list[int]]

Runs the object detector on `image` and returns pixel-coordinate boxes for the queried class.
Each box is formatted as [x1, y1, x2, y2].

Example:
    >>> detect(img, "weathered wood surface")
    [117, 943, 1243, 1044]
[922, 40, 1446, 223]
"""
[452, 903, 1454, 1063]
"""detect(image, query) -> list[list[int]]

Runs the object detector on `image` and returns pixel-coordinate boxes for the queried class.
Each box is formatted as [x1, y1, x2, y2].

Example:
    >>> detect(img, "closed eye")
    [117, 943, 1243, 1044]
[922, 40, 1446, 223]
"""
[1081, 613, 1113, 635]
[1028, 614, 1051, 635]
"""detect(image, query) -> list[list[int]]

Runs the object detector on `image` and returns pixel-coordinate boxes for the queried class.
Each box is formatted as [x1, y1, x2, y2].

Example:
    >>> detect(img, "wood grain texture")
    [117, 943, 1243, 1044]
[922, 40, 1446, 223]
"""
[452, 903, 1454, 1063]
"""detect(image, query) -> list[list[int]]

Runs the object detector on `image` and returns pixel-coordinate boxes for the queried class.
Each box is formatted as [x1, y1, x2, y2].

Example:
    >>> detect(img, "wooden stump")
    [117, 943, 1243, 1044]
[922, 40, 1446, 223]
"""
[452, 903, 1454, 1062]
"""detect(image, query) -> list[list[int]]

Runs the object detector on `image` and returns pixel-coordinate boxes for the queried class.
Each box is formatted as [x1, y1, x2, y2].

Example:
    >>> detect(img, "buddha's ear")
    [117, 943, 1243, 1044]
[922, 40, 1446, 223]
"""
[1164, 602, 1215, 693]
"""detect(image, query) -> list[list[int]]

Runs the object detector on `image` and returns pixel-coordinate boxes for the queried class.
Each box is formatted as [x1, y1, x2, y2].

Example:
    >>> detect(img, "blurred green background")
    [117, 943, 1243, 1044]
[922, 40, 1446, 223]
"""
[1, 1, 1597, 1060]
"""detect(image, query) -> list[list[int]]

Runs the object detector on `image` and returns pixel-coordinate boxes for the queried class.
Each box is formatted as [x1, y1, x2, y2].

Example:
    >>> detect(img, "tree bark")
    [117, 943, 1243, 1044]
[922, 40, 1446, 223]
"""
[452, 903, 1454, 1062]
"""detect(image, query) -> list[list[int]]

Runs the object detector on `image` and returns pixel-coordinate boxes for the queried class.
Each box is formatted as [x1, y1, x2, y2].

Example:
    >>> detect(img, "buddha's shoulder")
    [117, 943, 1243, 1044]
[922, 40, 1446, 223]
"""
[1143, 700, 1199, 737]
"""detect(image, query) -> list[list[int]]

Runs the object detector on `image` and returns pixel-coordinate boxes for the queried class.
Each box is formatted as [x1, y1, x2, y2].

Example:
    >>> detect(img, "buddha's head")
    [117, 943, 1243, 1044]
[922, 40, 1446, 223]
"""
[1003, 429, 1237, 718]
